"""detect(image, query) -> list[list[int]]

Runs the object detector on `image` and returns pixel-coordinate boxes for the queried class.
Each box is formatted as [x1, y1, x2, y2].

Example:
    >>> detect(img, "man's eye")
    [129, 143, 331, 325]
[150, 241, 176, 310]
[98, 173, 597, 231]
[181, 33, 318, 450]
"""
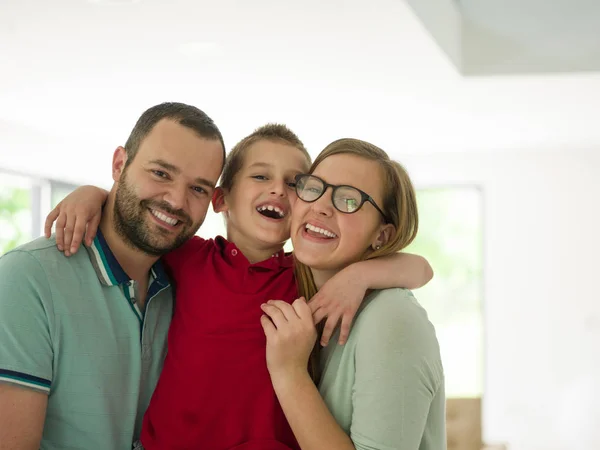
[152, 170, 168, 179]
[191, 186, 207, 194]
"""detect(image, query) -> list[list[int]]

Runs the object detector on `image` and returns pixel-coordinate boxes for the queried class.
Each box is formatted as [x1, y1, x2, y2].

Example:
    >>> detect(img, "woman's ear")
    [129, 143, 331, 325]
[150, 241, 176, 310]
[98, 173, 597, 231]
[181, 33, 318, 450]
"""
[372, 223, 396, 250]
[212, 187, 228, 213]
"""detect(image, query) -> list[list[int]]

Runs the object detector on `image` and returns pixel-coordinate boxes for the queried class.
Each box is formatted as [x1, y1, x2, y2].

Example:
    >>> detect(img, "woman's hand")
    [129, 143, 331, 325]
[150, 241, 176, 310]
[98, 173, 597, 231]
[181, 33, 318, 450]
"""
[44, 185, 108, 256]
[260, 298, 317, 380]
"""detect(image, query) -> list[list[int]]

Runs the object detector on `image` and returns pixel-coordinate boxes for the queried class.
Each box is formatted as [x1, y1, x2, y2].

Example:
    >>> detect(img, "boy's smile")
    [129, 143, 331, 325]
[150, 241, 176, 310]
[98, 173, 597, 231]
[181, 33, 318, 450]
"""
[256, 201, 288, 220]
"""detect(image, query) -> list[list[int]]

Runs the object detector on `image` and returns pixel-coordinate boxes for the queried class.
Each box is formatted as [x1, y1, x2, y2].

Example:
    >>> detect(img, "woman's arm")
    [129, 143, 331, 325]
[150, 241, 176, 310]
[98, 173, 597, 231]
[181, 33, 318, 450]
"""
[348, 290, 445, 448]
[261, 291, 445, 450]
[271, 370, 355, 450]
[260, 299, 355, 450]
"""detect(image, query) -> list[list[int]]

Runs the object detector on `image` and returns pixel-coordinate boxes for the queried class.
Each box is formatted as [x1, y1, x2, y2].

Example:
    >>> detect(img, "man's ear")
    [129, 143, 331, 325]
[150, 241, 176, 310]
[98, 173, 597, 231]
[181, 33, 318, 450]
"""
[212, 187, 229, 213]
[112, 147, 128, 182]
[372, 223, 396, 250]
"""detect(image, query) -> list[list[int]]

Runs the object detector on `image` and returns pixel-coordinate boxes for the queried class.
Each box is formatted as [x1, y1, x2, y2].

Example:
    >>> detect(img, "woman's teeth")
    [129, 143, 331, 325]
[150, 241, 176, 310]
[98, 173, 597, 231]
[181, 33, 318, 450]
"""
[305, 223, 337, 238]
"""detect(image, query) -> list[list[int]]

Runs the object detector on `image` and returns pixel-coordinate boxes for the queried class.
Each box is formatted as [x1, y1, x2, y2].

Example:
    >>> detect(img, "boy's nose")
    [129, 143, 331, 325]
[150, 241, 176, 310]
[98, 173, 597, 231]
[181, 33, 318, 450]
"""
[270, 180, 287, 197]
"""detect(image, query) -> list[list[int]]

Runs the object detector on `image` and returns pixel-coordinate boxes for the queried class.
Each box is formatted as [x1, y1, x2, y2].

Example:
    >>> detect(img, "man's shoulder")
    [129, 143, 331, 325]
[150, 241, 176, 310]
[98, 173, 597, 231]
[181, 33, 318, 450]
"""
[1, 236, 91, 276]
[1, 236, 61, 265]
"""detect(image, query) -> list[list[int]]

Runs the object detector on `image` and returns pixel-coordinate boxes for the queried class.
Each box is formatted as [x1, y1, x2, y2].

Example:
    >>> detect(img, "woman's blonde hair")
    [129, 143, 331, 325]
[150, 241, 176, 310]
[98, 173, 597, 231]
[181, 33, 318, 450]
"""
[293, 138, 419, 381]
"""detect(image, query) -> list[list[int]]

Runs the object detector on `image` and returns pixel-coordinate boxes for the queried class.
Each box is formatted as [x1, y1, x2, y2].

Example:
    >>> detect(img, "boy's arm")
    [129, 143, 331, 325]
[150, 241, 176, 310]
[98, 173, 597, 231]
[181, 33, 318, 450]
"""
[352, 252, 433, 290]
[310, 252, 433, 346]
[44, 185, 109, 256]
[0, 251, 54, 449]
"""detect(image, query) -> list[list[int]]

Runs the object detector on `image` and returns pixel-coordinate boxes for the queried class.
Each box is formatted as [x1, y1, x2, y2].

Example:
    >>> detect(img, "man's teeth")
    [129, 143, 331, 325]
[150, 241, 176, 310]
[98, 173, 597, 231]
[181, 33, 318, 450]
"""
[305, 223, 337, 238]
[257, 205, 285, 218]
[151, 209, 179, 226]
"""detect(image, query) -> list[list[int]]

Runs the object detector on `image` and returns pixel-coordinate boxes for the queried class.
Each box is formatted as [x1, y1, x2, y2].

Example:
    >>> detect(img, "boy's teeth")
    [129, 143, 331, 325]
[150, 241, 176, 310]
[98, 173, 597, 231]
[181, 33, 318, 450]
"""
[151, 209, 179, 226]
[257, 205, 285, 218]
[305, 223, 337, 238]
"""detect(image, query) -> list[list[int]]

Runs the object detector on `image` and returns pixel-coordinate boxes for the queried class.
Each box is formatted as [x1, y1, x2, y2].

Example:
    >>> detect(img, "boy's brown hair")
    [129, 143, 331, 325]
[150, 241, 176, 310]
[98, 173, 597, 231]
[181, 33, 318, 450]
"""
[220, 124, 311, 191]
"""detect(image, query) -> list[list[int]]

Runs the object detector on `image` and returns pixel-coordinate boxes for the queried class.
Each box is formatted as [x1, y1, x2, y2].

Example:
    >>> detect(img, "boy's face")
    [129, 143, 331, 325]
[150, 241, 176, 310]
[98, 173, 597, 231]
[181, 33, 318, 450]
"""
[221, 140, 310, 252]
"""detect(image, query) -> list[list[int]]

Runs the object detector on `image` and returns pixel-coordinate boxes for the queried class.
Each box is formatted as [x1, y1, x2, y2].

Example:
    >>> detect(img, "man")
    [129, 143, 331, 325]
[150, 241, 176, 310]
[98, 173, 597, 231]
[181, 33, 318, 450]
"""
[0, 102, 225, 449]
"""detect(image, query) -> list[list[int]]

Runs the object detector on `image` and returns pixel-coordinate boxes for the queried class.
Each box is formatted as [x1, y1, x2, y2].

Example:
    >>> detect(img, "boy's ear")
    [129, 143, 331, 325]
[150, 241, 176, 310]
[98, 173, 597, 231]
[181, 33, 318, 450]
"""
[212, 187, 228, 213]
[112, 146, 128, 182]
[372, 223, 396, 250]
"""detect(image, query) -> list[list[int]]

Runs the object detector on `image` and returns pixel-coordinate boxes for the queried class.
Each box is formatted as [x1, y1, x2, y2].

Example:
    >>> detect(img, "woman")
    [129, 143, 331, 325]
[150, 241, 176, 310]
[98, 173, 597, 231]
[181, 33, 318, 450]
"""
[260, 138, 446, 450]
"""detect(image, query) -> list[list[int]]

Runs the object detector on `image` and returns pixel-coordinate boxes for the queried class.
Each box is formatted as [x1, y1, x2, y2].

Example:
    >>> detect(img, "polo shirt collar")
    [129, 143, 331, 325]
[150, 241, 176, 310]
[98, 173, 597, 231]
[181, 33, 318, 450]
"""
[87, 229, 170, 287]
[215, 235, 293, 269]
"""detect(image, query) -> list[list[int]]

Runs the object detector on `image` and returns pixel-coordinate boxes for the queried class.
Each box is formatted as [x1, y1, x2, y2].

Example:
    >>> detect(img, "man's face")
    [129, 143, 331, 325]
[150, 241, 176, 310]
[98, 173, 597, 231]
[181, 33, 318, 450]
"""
[113, 119, 223, 256]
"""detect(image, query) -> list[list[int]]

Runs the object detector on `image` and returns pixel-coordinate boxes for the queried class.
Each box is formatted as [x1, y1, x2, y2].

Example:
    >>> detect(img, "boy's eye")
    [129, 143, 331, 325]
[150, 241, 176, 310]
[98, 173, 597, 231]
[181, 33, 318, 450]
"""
[252, 175, 268, 181]
[286, 181, 297, 188]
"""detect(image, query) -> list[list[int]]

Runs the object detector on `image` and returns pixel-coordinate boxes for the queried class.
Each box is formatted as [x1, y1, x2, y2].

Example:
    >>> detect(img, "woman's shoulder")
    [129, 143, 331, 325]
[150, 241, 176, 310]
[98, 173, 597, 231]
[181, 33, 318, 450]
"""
[358, 288, 428, 324]
[351, 288, 440, 356]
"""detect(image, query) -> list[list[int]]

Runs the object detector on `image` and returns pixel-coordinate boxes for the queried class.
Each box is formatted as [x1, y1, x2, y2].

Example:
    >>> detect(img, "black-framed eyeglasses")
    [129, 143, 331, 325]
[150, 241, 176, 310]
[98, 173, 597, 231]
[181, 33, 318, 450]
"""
[294, 174, 389, 223]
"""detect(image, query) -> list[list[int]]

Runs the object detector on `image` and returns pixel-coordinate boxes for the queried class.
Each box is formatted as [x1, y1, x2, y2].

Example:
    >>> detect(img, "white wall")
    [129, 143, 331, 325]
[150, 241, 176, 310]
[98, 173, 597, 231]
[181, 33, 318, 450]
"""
[403, 148, 600, 450]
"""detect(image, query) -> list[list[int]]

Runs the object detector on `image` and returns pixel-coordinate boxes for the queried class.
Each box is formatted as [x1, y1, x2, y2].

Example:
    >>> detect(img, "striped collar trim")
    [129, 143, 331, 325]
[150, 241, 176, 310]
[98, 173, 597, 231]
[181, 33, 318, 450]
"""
[87, 229, 169, 287]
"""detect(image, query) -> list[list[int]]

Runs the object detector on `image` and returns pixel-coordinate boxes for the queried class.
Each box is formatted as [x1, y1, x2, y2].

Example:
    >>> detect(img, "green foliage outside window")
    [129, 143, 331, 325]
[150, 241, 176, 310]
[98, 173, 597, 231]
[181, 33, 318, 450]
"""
[406, 187, 484, 397]
[0, 185, 32, 255]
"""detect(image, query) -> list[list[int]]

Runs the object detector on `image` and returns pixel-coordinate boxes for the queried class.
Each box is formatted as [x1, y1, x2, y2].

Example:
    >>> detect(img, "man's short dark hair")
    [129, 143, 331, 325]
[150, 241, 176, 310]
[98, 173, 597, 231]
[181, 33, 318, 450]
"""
[124, 102, 226, 168]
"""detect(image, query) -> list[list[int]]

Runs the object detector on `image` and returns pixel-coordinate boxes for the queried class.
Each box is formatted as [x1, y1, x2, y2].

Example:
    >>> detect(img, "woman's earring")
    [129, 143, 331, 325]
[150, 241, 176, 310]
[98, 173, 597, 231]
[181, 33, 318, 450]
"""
[375, 245, 381, 250]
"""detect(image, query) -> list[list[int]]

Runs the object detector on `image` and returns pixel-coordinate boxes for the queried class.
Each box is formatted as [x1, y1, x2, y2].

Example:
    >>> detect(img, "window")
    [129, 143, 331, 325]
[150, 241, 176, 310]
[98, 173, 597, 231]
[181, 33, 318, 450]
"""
[0, 170, 78, 255]
[0, 173, 33, 255]
[405, 187, 484, 397]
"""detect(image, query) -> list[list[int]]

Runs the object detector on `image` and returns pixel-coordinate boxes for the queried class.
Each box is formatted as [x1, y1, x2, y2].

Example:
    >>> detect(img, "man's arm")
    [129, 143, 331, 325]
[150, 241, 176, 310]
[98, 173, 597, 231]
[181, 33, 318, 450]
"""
[0, 250, 54, 449]
[0, 384, 47, 450]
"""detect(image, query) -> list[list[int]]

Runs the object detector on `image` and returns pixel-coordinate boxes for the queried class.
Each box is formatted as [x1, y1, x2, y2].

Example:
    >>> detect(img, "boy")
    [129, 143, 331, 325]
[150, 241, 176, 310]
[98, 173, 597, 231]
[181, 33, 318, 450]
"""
[48, 124, 433, 449]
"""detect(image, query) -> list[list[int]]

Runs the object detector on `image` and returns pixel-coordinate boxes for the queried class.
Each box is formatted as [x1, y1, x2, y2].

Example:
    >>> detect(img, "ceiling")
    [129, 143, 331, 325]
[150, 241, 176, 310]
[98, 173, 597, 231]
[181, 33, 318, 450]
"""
[1, 0, 599, 185]
[407, 0, 600, 75]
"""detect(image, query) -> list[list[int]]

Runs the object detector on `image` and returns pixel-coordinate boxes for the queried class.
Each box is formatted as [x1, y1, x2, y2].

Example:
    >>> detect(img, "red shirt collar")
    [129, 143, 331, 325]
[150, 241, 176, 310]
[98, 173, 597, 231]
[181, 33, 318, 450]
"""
[215, 236, 294, 270]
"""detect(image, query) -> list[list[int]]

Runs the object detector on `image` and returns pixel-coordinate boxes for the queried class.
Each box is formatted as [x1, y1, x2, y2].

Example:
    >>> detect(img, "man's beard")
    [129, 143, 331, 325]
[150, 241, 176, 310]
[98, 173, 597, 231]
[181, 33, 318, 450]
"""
[113, 174, 196, 256]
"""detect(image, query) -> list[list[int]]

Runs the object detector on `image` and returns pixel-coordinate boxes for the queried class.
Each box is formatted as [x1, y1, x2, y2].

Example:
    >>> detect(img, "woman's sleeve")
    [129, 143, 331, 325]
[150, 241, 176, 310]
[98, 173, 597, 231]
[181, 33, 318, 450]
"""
[350, 291, 445, 450]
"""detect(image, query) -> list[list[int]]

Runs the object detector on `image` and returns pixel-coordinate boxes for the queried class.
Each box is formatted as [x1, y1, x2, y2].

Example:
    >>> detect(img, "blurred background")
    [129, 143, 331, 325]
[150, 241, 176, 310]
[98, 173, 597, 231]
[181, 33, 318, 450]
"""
[1, 1, 599, 449]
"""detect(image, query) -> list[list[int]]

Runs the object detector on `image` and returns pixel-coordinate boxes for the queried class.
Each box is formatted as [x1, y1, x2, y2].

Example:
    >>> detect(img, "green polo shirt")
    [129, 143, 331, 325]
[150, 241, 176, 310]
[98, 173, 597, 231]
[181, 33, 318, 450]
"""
[318, 288, 446, 450]
[0, 232, 173, 449]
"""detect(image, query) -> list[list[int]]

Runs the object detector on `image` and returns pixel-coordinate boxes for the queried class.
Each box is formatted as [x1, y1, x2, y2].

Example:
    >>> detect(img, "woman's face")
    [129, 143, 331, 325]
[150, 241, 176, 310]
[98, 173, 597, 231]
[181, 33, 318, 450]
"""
[291, 153, 391, 274]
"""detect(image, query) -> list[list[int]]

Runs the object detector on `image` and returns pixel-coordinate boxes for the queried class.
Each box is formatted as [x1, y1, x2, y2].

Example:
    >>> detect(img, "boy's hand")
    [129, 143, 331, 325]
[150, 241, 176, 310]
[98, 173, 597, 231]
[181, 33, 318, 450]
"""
[44, 185, 107, 256]
[308, 264, 367, 347]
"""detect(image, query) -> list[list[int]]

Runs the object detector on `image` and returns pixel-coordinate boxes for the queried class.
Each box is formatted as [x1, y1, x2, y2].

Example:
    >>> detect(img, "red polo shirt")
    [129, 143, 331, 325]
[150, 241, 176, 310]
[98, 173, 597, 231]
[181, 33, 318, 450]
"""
[140, 236, 299, 450]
